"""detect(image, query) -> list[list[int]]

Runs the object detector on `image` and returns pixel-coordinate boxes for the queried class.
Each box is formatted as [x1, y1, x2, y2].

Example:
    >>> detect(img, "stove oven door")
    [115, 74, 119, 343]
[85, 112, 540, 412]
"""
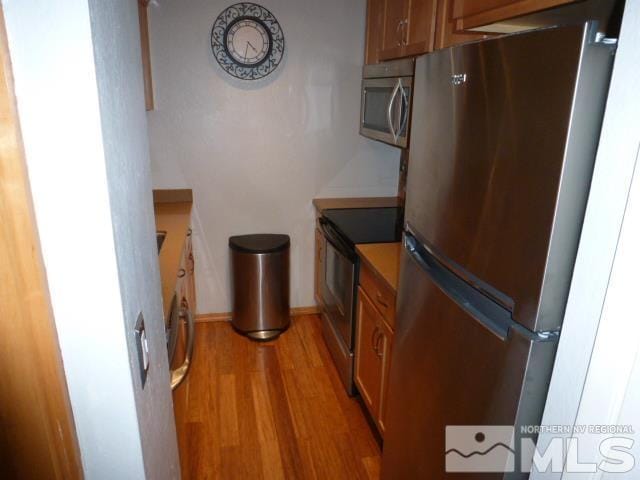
[319, 219, 357, 393]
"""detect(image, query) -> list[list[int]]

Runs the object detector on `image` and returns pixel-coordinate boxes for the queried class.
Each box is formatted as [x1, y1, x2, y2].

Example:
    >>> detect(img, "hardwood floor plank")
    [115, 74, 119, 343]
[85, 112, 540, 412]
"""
[251, 370, 286, 479]
[175, 315, 382, 479]
[218, 374, 240, 447]
[263, 346, 307, 479]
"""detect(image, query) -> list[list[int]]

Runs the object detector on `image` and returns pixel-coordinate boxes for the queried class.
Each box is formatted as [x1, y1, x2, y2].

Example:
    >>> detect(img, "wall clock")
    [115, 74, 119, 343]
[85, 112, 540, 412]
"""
[211, 3, 285, 80]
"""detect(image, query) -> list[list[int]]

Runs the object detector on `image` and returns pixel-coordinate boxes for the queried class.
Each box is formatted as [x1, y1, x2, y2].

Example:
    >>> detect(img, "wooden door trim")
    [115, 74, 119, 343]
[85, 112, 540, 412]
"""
[0, 6, 82, 478]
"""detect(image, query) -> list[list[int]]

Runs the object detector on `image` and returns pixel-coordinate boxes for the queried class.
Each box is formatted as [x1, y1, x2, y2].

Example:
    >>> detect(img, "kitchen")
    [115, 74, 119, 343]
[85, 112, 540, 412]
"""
[1, 0, 639, 479]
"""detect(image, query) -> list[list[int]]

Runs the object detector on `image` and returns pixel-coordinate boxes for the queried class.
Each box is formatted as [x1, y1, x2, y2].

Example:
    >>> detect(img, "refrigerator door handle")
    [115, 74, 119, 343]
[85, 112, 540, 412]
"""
[404, 232, 512, 341]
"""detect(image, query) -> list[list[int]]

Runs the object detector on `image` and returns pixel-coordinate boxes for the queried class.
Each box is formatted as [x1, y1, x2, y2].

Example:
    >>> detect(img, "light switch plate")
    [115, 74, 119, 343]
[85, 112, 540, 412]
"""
[134, 312, 149, 387]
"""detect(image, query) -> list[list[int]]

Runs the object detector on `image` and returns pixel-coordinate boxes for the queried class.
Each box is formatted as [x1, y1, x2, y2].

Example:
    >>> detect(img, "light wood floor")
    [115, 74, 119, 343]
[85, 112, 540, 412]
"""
[174, 315, 382, 479]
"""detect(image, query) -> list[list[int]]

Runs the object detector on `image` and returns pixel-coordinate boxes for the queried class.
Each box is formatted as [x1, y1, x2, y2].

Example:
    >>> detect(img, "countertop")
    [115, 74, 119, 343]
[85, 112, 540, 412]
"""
[356, 242, 402, 293]
[313, 196, 400, 213]
[155, 200, 192, 319]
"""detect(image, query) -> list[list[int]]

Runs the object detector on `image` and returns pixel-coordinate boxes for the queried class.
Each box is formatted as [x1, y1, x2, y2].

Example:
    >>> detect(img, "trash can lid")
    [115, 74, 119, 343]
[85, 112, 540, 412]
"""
[229, 234, 290, 254]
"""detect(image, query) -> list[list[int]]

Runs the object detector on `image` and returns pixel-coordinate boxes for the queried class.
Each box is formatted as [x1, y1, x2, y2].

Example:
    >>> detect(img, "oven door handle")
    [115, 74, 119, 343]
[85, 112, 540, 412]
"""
[170, 306, 195, 391]
[319, 218, 355, 261]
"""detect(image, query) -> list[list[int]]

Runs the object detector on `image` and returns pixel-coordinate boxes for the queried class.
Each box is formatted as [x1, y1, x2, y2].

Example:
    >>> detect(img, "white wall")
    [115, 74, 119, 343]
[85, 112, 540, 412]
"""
[147, 0, 401, 314]
[532, 1, 640, 478]
[2, 0, 178, 478]
[87, 1, 180, 478]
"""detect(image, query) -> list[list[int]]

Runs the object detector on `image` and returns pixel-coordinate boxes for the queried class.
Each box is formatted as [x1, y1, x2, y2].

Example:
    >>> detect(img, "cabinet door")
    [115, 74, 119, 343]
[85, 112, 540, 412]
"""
[452, 0, 576, 31]
[435, 0, 491, 49]
[365, 0, 386, 64]
[403, 0, 438, 56]
[354, 288, 385, 419]
[377, 318, 394, 436]
[379, 0, 408, 61]
[314, 227, 324, 304]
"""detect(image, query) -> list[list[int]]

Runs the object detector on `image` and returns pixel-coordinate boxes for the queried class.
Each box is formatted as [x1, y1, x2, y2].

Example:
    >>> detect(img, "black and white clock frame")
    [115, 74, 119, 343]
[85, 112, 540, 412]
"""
[211, 3, 285, 80]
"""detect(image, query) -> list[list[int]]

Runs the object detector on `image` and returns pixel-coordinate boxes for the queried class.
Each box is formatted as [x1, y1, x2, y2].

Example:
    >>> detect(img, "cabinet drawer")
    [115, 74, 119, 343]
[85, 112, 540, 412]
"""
[359, 261, 396, 330]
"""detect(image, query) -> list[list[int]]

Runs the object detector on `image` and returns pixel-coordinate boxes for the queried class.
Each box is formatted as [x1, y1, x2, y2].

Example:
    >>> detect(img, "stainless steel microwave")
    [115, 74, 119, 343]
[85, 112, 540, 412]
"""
[360, 58, 414, 148]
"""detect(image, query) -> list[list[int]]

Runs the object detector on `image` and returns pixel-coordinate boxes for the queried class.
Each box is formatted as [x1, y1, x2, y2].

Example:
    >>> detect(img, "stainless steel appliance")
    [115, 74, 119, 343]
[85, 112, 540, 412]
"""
[319, 207, 402, 393]
[381, 24, 615, 479]
[360, 58, 414, 148]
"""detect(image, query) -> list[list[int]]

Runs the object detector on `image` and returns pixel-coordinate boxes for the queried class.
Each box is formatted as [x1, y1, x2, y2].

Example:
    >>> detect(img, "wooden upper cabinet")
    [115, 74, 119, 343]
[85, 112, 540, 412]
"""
[379, 0, 438, 61]
[403, 0, 438, 56]
[435, 0, 492, 49]
[451, 0, 577, 30]
[365, 0, 386, 64]
[380, 0, 408, 60]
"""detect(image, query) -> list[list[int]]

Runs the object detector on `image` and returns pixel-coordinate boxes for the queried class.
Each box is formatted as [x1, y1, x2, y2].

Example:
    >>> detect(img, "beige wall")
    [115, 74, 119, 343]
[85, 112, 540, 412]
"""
[147, 0, 401, 313]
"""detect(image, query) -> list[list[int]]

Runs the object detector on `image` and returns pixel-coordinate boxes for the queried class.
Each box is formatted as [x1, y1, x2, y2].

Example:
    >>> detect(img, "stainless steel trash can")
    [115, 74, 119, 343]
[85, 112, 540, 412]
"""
[230, 234, 290, 341]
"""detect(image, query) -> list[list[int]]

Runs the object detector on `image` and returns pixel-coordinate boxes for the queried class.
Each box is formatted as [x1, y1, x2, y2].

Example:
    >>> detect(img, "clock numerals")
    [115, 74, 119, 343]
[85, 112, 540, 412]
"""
[226, 19, 270, 66]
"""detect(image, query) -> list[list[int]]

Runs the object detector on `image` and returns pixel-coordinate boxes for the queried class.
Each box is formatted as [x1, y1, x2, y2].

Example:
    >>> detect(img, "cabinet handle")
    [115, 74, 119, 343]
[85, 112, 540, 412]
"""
[376, 292, 389, 309]
[371, 326, 379, 354]
[402, 19, 408, 46]
[375, 331, 384, 358]
[396, 20, 403, 47]
[177, 268, 186, 278]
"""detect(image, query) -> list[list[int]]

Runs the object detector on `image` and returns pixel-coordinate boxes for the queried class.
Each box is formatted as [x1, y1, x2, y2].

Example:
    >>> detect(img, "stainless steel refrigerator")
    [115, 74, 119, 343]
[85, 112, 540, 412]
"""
[381, 23, 615, 479]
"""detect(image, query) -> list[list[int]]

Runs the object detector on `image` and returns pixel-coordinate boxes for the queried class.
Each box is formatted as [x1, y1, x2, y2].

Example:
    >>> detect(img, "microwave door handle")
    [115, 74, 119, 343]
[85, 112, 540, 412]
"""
[387, 81, 400, 142]
[399, 83, 409, 138]
[394, 78, 403, 137]
[361, 88, 367, 125]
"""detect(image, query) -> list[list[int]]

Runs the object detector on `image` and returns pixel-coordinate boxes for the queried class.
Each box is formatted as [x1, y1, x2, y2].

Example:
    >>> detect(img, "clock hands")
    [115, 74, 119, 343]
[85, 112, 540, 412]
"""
[243, 41, 259, 61]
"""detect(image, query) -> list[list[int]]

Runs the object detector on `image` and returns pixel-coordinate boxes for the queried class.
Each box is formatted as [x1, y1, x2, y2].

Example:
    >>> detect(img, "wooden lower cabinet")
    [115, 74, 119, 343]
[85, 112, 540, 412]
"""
[354, 286, 394, 436]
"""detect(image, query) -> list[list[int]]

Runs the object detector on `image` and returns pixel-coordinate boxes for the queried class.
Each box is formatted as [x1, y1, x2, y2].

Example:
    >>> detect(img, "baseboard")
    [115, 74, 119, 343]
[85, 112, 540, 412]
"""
[195, 312, 231, 323]
[195, 305, 320, 323]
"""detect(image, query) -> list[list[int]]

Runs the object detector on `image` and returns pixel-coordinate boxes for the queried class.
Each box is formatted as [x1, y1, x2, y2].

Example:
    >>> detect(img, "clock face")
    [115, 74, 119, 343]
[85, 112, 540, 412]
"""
[226, 19, 270, 66]
[211, 3, 285, 80]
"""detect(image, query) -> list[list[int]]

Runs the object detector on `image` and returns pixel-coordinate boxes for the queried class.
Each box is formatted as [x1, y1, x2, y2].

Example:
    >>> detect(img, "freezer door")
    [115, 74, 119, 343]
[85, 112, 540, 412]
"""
[405, 24, 613, 331]
[381, 241, 557, 480]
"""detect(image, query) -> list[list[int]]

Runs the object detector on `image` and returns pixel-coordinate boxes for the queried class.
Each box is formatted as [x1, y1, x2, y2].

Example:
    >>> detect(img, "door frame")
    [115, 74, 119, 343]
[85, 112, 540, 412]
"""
[0, 5, 82, 478]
